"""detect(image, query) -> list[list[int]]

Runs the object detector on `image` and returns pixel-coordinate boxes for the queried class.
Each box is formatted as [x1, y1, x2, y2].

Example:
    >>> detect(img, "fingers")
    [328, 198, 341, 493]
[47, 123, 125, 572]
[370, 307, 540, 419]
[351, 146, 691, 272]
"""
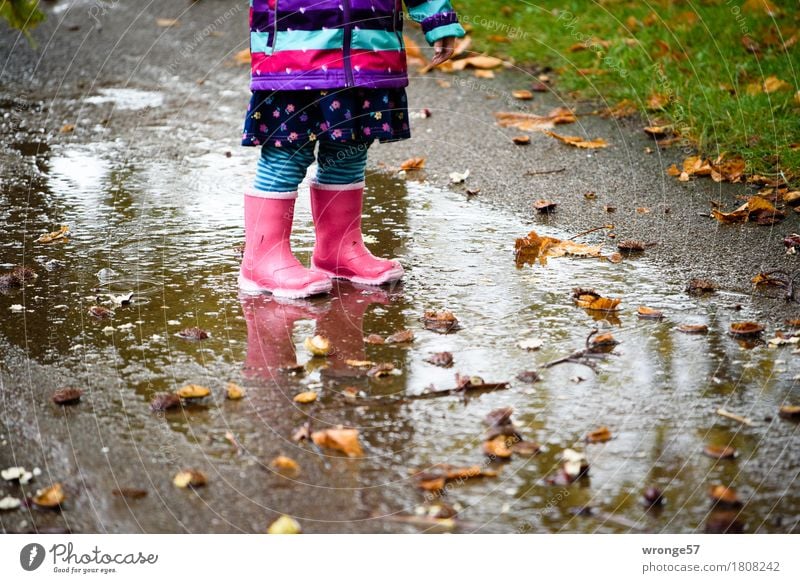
[430, 37, 456, 67]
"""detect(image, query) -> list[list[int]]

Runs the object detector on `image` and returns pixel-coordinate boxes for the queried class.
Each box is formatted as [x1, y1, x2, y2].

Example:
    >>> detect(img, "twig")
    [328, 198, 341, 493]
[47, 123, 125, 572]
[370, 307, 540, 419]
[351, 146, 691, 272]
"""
[524, 167, 566, 176]
[568, 224, 614, 241]
[716, 408, 754, 426]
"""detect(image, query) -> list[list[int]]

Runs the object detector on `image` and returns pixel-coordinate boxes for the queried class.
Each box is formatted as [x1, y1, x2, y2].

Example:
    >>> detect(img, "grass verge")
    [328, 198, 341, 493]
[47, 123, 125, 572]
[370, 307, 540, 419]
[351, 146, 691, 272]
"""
[452, 0, 799, 179]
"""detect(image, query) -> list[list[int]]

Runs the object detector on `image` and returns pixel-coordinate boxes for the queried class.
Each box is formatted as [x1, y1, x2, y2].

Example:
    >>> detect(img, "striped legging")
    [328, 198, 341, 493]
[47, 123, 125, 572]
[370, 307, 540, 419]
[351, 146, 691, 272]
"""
[253, 140, 369, 195]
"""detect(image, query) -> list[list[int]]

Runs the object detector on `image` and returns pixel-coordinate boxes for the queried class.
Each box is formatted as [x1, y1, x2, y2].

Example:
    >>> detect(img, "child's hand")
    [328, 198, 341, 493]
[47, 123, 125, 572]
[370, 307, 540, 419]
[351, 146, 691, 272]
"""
[430, 36, 456, 67]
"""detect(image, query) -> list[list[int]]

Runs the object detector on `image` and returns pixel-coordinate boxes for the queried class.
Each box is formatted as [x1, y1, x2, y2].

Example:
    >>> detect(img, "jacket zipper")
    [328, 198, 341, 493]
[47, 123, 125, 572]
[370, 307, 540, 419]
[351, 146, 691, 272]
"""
[342, 0, 354, 86]
[271, 0, 279, 53]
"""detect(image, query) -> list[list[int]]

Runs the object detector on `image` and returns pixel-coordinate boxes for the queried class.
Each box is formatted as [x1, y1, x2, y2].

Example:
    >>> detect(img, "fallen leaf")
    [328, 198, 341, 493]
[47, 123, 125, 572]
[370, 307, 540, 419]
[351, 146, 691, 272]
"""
[643, 125, 672, 138]
[473, 69, 494, 79]
[364, 333, 385, 344]
[423, 310, 461, 333]
[451, 55, 504, 70]
[270, 456, 300, 473]
[385, 329, 415, 344]
[586, 426, 612, 443]
[52, 388, 82, 405]
[704, 445, 737, 459]
[637, 306, 663, 320]
[449, 169, 470, 184]
[367, 362, 396, 378]
[589, 332, 619, 352]
[677, 323, 708, 334]
[232, 49, 250, 65]
[511, 441, 541, 456]
[412, 464, 497, 491]
[517, 337, 544, 351]
[646, 92, 670, 111]
[686, 278, 716, 294]
[400, 157, 426, 171]
[88, 305, 113, 319]
[544, 130, 607, 149]
[345, 359, 374, 368]
[515, 370, 540, 383]
[709, 485, 742, 507]
[424, 351, 453, 367]
[572, 288, 621, 312]
[494, 107, 576, 131]
[778, 405, 800, 419]
[293, 391, 317, 404]
[533, 199, 557, 213]
[729, 321, 765, 336]
[515, 230, 610, 266]
[617, 240, 655, 253]
[112, 488, 148, 499]
[156, 18, 180, 27]
[226, 382, 245, 400]
[150, 393, 181, 412]
[177, 327, 209, 340]
[60, 123, 75, 133]
[175, 384, 211, 399]
[512, 135, 530, 145]
[311, 428, 363, 457]
[602, 100, 638, 118]
[267, 515, 302, 534]
[173, 470, 207, 488]
[304, 335, 332, 356]
[511, 89, 534, 100]
[483, 436, 513, 459]
[33, 483, 65, 508]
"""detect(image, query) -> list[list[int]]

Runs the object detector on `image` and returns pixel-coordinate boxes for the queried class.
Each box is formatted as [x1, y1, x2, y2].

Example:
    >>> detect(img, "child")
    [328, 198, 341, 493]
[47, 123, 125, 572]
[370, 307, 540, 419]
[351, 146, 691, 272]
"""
[239, 0, 465, 298]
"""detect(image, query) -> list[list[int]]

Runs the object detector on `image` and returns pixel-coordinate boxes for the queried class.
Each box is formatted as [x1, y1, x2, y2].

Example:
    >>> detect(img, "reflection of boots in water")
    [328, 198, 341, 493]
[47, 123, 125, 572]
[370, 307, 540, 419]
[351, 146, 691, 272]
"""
[240, 294, 325, 378]
[316, 282, 391, 377]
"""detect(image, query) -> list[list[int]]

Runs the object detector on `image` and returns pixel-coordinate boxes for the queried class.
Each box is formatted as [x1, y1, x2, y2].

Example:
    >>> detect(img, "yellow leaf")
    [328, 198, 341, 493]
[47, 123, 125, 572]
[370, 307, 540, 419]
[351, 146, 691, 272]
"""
[494, 107, 576, 131]
[544, 130, 608, 149]
[311, 428, 363, 457]
[267, 515, 302, 534]
[175, 384, 211, 399]
[400, 157, 425, 171]
[293, 391, 317, 404]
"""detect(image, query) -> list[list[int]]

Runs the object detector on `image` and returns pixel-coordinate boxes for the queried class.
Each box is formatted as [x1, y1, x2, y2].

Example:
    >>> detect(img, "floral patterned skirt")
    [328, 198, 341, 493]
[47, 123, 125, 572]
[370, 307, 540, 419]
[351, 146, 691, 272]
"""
[241, 88, 411, 147]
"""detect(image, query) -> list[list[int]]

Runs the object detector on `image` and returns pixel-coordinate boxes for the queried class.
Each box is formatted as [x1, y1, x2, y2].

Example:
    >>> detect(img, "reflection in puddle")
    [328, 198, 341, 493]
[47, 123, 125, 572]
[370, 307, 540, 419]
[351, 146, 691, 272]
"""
[1, 141, 799, 534]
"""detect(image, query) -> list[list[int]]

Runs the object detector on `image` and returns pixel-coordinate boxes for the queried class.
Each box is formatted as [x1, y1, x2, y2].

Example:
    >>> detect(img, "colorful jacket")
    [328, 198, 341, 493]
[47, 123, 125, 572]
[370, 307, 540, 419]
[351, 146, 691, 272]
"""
[249, 0, 466, 90]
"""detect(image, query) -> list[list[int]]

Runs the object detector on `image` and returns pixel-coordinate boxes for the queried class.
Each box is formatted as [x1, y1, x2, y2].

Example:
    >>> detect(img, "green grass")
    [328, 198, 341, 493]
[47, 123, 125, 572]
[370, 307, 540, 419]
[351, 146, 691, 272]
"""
[452, 0, 800, 180]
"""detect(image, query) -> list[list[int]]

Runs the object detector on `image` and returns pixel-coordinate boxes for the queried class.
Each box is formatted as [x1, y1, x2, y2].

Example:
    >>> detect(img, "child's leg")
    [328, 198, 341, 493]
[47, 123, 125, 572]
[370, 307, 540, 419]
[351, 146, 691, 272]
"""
[309, 141, 404, 286]
[239, 142, 332, 298]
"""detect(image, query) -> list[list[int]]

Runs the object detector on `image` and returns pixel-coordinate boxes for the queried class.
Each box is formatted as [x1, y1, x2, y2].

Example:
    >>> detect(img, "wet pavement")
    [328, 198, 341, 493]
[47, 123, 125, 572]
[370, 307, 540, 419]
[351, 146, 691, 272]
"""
[1, 0, 799, 533]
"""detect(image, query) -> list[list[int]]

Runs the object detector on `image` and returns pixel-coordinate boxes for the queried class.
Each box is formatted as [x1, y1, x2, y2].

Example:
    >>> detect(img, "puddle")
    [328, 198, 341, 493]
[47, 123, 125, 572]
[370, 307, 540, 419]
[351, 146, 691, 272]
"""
[1, 141, 799, 534]
[82, 89, 164, 111]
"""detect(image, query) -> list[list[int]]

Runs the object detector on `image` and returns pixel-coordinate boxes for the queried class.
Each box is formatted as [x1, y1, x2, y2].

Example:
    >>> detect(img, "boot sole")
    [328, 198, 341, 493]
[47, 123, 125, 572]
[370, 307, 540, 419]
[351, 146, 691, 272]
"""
[311, 262, 404, 286]
[238, 274, 332, 299]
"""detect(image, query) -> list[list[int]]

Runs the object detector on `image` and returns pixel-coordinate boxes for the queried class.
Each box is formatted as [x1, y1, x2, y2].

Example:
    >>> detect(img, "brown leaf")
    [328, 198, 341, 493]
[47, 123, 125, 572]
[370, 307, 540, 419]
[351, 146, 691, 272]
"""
[511, 89, 534, 100]
[177, 327, 209, 340]
[646, 92, 670, 111]
[586, 426, 612, 443]
[364, 333, 385, 344]
[677, 323, 708, 334]
[311, 428, 363, 457]
[637, 306, 663, 320]
[424, 351, 453, 367]
[232, 49, 250, 65]
[173, 470, 207, 488]
[544, 130, 608, 149]
[412, 464, 497, 491]
[400, 157, 426, 171]
[617, 240, 654, 253]
[511, 441, 541, 456]
[483, 436, 514, 459]
[367, 362, 395, 378]
[778, 404, 800, 419]
[643, 125, 672, 138]
[589, 332, 619, 352]
[112, 488, 148, 499]
[511, 135, 530, 145]
[270, 456, 300, 474]
[572, 288, 621, 311]
[494, 107, 576, 131]
[602, 100, 638, 118]
[515, 230, 609, 266]
[729, 321, 765, 336]
[33, 483, 65, 508]
[423, 310, 461, 333]
[150, 392, 181, 411]
[386, 329, 415, 344]
[451, 55, 504, 70]
[533, 199, 557, 213]
[704, 445, 737, 459]
[52, 388, 82, 405]
[88, 305, 113, 319]
[709, 485, 742, 507]
[686, 278, 716, 294]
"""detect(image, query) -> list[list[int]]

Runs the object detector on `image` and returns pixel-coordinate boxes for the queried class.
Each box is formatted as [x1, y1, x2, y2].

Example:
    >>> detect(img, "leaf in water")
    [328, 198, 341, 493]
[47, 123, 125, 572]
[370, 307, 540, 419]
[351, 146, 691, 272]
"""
[544, 130, 608, 149]
[52, 388, 82, 405]
[225, 382, 245, 400]
[385, 329, 415, 344]
[88, 305, 113, 319]
[589, 332, 619, 352]
[412, 464, 498, 491]
[293, 391, 317, 404]
[150, 393, 181, 411]
[483, 436, 513, 459]
[617, 240, 655, 253]
[677, 323, 708, 334]
[364, 333, 385, 344]
[367, 362, 396, 378]
[572, 288, 621, 312]
[704, 445, 737, 459]
[304, 335, 332, 356]
[515, 370, 540, 383]
[177, 327, 209, 340]
[637, 306, 663, 320]
[708, 485, 742, 507]
[424, 351, 453, 367]
[345, 359, 374, 368]
[517, 337, 544, 351]
[311, 428, 364, 457]
[585, 426, 612, 443]
[778, 405, 800, 419]
[175, 384, 211, 399]
[33, 483, 65, 508]
[423, 310, 461, 333]
[512, 441, 541, 456]
[267, 515, 302, 534]
[173, 470, 207, 488]
[729, 321, 765, 337]
[494, 107, 576, 131]
[400, 157, 425, 171]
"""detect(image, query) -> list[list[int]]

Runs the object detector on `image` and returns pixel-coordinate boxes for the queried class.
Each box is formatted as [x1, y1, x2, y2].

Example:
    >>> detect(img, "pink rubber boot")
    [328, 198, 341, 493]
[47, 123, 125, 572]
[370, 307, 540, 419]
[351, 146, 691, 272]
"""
[238, 191, 332, 299]
[309, 182, 404, 286]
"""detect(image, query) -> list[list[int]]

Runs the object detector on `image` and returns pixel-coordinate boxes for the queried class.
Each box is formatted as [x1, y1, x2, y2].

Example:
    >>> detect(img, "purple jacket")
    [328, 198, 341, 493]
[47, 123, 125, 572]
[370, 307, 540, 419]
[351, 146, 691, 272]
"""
[249, 0, 466, 90]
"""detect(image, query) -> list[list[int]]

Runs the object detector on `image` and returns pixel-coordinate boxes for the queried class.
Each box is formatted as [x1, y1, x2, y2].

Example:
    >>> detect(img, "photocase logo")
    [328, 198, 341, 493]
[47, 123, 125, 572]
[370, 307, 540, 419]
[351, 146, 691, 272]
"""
[20, 543, 46, 571]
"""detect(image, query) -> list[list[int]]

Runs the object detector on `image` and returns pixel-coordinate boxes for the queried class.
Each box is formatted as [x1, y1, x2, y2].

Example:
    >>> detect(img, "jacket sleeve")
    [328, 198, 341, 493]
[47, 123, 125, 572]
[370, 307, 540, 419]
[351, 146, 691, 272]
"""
[403, 0, 467, 45]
